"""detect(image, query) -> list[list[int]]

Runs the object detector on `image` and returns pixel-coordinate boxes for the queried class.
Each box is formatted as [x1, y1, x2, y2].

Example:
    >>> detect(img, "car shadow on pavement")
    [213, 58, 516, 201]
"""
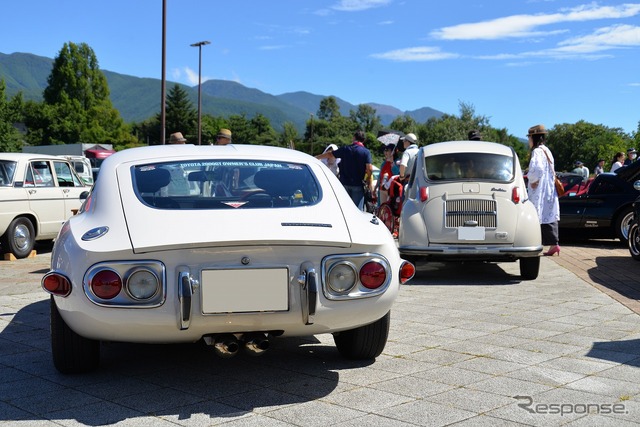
[586, 339, 640, 367]
[1, 299, 374, 425]
[587, 255, 640, 301]
[409, 260, 522, 286]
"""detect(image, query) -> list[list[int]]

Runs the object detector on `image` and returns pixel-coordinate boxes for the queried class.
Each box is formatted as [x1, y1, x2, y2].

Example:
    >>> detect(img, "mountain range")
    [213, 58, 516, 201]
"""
[0, 52, 444, 132]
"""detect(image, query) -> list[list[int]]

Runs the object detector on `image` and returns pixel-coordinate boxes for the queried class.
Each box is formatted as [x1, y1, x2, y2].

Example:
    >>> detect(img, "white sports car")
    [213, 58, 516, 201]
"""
[398, 141, 542, 279]
[42, 144, 415, 373]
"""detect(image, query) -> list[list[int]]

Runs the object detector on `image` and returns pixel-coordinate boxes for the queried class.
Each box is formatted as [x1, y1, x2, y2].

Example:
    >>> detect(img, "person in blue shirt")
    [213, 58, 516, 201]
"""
[317, 130, 373, 210]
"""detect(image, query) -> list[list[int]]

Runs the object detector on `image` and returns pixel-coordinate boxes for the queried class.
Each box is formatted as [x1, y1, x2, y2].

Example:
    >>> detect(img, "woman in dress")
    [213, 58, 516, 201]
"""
[526, 124, 560, 256]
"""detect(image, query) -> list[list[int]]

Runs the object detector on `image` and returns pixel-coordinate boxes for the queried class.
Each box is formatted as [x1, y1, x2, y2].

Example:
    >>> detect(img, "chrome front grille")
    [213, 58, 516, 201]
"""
[445, 199, 497, 228]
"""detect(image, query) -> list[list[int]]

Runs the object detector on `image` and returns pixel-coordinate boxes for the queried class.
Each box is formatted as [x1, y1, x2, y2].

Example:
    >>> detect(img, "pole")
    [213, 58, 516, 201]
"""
[160, 0, 167, 144]
[190, 41, 210, 145]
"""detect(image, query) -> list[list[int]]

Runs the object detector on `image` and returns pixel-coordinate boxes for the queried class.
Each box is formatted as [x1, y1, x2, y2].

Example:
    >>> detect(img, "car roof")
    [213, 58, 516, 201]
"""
[421, 141, 514, 156]
[103, 144, 314, 165]
[0, 152, 71, 161]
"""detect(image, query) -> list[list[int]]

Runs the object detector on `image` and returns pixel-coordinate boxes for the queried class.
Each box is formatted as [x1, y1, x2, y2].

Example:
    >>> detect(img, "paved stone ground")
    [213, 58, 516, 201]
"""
[0, 241, 639, 426]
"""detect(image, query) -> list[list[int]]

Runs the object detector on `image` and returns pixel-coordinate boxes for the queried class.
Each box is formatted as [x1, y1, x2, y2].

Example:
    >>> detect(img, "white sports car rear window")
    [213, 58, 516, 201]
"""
[132, 160, 321, 209]
[425, 152, 514, 182]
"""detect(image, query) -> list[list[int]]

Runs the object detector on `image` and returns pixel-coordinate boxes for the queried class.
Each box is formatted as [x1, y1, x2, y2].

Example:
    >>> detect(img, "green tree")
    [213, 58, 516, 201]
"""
[0, 80, 23, 152]
[227, 114, 252, 145]
[162, 84, 197, 142]
[250, 113, 278, 146]
[349, 104, 381, 134]
[548, 121, 630, 172]
[279, 121, 299, 149]
[317, 96, 341, 121]
[388, 115, 417, 134]
[420, 101, 490, 145]
[40, 41, 135, 148]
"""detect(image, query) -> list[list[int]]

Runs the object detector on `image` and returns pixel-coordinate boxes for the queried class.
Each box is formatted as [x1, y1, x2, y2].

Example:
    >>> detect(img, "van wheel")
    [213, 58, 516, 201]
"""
[333, 311, 390, 360]
[50, 296, 100, 373]
[520, 257, 540, 280]
[1, 217, 35, 259]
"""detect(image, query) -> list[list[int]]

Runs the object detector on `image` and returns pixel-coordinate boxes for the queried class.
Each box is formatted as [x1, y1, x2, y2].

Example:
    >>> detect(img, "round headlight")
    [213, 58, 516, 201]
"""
[327, 261, 357, 294]
[126, 269, 159, 300]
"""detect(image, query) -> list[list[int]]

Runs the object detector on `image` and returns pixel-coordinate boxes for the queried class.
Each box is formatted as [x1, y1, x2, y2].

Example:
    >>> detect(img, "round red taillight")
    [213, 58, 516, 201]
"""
[91, 270, 122, 299]
[399, 261, 416, 284]
[359, 261, 387, 289]
[42, 273, 71, 296]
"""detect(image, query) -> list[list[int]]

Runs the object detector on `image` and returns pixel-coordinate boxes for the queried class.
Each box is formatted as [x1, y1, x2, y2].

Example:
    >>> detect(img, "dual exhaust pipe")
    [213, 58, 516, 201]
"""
[204, 333, 270, 358]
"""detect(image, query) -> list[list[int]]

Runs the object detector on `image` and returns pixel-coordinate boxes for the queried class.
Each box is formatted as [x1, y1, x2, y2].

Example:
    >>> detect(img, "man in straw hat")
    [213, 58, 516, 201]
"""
[168, 132, 187, 144]
[216, 128, 232, 145]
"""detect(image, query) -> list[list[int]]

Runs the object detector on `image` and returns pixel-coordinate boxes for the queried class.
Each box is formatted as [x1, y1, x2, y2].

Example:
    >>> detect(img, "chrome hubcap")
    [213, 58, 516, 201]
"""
[13, 224, 30, 251]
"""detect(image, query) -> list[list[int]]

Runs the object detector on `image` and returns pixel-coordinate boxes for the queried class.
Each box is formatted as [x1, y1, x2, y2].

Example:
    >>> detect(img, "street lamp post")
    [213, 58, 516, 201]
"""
[160, 0, 167, 144]
[190, 40, 210, 145]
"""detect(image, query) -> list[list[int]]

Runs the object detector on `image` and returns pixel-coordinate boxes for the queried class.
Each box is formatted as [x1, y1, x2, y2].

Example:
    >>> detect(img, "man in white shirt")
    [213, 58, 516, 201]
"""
[399, 133, 419, 182]
[571, 160, 589, 182]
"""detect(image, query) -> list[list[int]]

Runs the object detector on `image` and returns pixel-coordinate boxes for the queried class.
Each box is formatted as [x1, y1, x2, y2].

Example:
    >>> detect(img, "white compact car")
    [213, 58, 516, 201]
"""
[398, 141, 542, 279]
[42, 144, 415, 373]
[0, 153, 90, 258]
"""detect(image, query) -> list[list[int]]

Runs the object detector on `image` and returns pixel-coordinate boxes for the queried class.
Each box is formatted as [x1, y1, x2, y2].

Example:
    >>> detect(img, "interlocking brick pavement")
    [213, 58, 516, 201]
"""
[549, 239, 640, 314]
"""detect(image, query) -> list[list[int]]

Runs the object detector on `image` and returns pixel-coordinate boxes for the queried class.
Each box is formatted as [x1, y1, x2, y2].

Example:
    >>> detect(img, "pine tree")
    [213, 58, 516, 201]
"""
[162, 84, 197, 142]
[41, 42, 135, 147]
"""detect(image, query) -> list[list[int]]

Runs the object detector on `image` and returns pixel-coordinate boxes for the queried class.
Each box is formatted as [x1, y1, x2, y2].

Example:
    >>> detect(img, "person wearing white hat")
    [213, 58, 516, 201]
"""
[399, 133, 419, 182]
[320, 144, 340, 177]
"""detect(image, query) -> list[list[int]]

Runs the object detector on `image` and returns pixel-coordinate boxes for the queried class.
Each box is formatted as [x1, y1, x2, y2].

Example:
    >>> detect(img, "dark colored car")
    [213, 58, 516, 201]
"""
[559, 161, 640, 243]
[627, 193, 640, 260]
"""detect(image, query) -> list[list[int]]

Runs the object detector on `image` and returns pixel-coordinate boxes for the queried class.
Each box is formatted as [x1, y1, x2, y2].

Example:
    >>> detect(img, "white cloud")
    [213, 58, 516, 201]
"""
[332, 0, 392, 12]
[183, 67, 212, 86]
[184, 67, 199, 85]
[259, 45, 288, 50]
[371, 46, 459, 61]
[558, 24, 640, 50]
[477, 24, 640, 61]
[432, 3, 640, 40]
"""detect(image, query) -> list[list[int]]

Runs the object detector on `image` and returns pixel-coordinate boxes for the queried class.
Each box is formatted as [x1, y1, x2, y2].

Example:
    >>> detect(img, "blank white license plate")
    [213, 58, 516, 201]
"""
[458, 227, 485, 240]
[201, 268, 289, 314]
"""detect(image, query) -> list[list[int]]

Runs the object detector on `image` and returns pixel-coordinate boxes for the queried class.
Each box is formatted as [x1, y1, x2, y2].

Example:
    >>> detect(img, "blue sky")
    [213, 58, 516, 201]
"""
[3, 0, 640, 136]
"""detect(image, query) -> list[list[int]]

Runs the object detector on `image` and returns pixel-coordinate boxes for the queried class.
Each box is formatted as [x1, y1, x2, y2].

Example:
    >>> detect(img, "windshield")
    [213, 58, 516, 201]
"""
[0, 160, 17, 186]
[133, 160, 321, 209]
[424, 152, 515, 182]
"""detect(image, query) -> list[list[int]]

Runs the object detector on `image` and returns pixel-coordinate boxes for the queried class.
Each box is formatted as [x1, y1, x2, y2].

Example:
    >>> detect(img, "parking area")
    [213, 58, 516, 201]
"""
[0, 241, 639, 426]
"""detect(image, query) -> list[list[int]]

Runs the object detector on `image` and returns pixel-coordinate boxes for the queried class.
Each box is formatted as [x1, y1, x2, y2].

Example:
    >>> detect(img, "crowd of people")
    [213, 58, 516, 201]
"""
[166, 125, 635, 258]
[575, 147, 636, 177]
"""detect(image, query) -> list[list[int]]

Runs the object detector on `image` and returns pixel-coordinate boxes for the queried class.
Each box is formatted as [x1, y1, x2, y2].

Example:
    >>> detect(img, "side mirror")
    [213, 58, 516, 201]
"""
[634, 181, 640, 192]
[80, 191, 90, 200]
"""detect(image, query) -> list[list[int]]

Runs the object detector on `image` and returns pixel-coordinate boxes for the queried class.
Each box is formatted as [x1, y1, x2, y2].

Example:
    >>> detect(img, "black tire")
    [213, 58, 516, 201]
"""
[628, 222, 640, 261]
[50, 296, 100, 373]
[615, 207, 634, 243]
[520, 257, 540, 280]
[333, 311, 390, 360]
[1, 217, 35, 259]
